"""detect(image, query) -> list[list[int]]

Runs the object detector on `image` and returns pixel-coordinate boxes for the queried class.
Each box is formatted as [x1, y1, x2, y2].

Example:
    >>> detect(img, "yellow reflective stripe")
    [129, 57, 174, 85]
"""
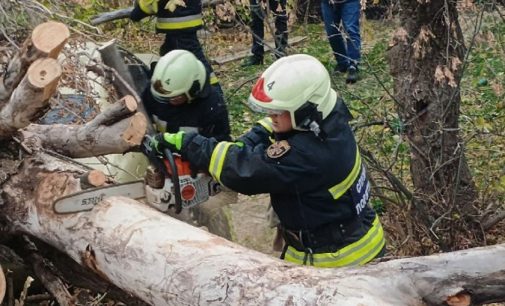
[209, 142, 234, 184]
[139, 0, 158, 14]
[152, 115, 166, 133]
[284, 216, 385, 268]
[328, 147, 361, 200]
[257, 117, 273, 133]
[156, 15, 203, 30]
[209, 72, 219, 85]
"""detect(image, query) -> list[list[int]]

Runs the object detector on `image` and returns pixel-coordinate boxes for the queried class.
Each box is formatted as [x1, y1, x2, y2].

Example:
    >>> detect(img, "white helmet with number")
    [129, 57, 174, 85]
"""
[150, 49, 207, 102]
[248, 54, 337, 131]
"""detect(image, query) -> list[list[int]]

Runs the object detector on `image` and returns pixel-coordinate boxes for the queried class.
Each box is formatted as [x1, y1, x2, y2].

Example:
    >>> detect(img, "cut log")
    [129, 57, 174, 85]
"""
[79, 170, 107, 189]
[2, 151, 505, 305]
[20, 109, 147, 158]
[97, 41, 154, 134]
[0, 58, 62, 139]
[0, 22, 69, 105]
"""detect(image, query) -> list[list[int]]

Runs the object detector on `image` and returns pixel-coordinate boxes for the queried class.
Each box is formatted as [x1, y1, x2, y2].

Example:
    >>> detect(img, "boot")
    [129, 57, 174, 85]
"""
[241, 55, 263, 67]
[333, 65, 348, 75]
[346, 65, 359, 84]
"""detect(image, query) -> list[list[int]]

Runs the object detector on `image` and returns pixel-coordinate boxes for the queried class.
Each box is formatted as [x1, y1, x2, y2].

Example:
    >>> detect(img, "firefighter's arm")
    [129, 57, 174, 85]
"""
[130, 0, 155, 21]
[236, 117, 273, 147]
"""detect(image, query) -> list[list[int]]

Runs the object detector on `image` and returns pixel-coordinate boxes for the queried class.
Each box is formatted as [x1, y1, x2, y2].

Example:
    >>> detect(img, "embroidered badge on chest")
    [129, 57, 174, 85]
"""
[267, 140, 291, 159]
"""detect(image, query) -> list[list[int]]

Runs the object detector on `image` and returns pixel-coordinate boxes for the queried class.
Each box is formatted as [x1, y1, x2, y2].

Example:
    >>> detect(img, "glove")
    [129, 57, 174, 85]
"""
[148, 131, 185, 154]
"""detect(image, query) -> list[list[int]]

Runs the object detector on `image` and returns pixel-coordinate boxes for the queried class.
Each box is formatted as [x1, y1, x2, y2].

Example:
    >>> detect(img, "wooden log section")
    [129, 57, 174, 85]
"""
[79, 170, 107, 189]
[20, 96, 147, 158]
[0, 22, 69, 105]
[31, 22, 70, 59]
[0, 58, 62, 139]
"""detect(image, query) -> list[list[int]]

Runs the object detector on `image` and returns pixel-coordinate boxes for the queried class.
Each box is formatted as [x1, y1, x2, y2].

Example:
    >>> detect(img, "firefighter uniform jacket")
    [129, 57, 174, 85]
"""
[131, 0, 203, 33]
[142, 79, 231, 142]
[178, 98, 385, 267]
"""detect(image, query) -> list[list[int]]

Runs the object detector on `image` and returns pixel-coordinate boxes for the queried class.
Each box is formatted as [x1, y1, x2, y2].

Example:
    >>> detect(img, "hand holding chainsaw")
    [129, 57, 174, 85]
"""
[144, 131, 185, 155]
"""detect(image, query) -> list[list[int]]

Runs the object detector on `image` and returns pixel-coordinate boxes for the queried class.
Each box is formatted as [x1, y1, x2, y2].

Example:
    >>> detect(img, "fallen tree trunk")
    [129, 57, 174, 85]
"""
[2, 152, 505, 305]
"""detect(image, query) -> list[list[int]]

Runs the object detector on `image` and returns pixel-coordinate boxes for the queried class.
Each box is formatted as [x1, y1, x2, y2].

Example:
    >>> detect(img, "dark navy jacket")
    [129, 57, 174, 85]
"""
[142, 79, 231, 142]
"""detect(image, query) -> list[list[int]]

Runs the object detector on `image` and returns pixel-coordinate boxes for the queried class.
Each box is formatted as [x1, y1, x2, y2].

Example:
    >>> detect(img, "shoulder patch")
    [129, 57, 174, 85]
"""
[267, 140, 291, 159]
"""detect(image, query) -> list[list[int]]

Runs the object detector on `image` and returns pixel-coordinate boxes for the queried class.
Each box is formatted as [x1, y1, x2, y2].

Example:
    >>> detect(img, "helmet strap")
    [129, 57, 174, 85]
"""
[294, 102, 327, 140]
[187, 80, 201, 100]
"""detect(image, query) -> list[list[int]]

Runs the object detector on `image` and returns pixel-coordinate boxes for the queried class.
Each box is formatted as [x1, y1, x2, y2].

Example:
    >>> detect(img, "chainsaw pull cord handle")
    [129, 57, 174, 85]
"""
[163, 148, 183, 214]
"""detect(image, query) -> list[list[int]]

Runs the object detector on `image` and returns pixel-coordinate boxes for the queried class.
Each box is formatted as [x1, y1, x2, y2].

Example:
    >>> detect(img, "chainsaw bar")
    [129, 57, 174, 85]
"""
[53, 180, 145, 214]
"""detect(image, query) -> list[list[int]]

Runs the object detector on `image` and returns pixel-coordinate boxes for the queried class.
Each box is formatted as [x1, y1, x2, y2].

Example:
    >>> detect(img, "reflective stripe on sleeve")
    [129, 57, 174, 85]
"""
[209, 72, 219, 85]
[328, 147, 361, 200]
[139, 0, 158, 14]
[156, 15, 203, 30]
[257, 117, 273, 133]
[283, 216, 385, 268]
[209, 142, 234, 184]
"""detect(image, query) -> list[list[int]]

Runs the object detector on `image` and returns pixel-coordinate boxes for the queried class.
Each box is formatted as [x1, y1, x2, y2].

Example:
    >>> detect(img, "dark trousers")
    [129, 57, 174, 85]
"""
[249, 0, 288, 58]
[160, 31, 223, 96]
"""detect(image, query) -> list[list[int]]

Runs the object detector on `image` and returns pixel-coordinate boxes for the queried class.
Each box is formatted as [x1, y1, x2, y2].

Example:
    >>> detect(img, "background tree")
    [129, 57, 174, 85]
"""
[386, 0, 502, 252]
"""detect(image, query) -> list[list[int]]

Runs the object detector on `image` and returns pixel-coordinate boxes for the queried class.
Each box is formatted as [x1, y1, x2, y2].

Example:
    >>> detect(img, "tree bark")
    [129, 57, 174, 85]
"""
[387, 0, 480, 252]
[1, 152, 505, 305]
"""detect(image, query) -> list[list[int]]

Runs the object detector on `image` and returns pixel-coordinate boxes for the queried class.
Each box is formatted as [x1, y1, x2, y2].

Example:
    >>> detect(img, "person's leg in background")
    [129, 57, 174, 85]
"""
[270, 0, 288, 58]
[159, 34, 176, 56]
[242, 0, 266, 66]
[164, 32, 224, 96]
[321, 0, 349, 74]
[341, 0, 361, 83]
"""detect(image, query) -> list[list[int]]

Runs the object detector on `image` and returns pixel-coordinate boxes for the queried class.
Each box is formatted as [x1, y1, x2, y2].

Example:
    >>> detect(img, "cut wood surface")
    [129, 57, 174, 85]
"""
[0, 22, 69, 104]
[2, 152, 505, 305]
[0, 58, 62, 139]
[80, 170, 107, 188]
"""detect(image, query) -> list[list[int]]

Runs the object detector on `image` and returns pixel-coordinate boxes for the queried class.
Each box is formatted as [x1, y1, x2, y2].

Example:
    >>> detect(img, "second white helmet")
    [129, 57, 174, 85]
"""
[248, 54, 337, 130]
[150, 50, 207, 102]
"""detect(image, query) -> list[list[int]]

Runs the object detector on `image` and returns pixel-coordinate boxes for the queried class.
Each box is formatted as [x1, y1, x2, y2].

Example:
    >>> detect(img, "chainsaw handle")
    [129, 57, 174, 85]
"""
[163, 148, 183, 214]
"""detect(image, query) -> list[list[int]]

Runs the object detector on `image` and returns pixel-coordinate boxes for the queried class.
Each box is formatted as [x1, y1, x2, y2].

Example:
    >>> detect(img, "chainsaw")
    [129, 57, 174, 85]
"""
[53, 135, 221, 214]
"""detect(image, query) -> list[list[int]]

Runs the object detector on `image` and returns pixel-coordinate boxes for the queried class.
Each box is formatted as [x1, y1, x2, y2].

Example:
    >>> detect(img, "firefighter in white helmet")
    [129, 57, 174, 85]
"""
[147, 54, 386, 267]
[141, 49, 231, 142]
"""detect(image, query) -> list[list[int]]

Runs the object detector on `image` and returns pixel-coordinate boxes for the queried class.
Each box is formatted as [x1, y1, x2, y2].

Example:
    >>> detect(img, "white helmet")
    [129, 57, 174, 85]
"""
[150, 50, 207, 102]
[248, 54, 337, 131]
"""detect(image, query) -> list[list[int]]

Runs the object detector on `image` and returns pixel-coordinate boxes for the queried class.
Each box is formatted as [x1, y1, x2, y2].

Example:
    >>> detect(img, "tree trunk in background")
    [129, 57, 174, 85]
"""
[387, 0, 480, 253]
